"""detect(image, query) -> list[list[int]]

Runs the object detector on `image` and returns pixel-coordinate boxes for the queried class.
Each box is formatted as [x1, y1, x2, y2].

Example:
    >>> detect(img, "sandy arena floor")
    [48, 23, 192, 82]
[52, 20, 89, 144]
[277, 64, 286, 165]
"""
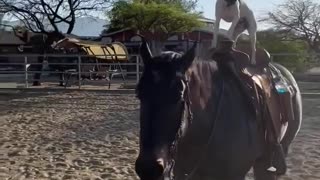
[0, 91, 319, 180]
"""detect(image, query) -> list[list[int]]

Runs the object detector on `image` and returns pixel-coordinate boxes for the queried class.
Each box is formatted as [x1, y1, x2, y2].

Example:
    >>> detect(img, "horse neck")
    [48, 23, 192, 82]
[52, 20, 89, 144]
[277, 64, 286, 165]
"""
[215, 67, 256, 128]
[187, 61, 218, 110]
[186, 59, 255, 128]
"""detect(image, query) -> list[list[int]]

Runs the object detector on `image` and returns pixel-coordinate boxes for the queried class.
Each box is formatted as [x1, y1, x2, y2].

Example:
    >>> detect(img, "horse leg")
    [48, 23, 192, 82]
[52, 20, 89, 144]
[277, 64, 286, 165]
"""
[32, 56, 43, 86]
[59, 71, 64, 86]
[253, 158, 277, 180]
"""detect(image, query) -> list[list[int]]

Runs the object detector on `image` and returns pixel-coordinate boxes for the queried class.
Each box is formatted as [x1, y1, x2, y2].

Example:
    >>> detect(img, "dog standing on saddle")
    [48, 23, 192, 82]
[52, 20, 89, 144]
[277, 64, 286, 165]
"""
[212, 0, 257, 64]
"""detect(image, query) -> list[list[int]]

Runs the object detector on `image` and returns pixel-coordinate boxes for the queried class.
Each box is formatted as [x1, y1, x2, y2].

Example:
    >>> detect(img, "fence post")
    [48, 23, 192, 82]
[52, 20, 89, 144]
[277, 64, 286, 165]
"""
[24, 56, 28, 88]
[136, 55, 140, 83]
[78, 55, 81, 89]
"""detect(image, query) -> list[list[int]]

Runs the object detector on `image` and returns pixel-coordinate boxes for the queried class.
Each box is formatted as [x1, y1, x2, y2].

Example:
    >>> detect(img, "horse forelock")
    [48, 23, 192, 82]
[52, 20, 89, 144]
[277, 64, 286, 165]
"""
[187, 60, 218, 110]
[136, 51, 184, 99]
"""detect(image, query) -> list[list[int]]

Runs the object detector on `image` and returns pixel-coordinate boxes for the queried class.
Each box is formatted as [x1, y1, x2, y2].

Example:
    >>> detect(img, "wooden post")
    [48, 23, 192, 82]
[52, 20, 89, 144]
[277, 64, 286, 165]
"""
[78, 55, 81, 89]
[24, 56, 28, 88]
[136, 55, 140, 83]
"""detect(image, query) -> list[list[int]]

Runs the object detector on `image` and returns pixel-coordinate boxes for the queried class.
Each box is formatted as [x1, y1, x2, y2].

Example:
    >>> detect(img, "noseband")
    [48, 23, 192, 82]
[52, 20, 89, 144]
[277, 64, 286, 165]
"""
[167, 73, 225, 180]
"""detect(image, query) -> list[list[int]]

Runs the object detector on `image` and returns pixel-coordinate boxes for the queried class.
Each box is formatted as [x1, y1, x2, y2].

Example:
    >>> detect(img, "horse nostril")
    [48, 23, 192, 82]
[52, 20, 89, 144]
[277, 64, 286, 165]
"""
[155, 158, 165, 175]
[135, 157, 166, 179]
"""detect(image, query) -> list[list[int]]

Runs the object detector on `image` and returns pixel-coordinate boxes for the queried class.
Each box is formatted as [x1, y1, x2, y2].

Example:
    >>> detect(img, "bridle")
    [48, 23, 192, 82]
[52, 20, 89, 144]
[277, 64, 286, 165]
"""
[167, 72, 225, 180]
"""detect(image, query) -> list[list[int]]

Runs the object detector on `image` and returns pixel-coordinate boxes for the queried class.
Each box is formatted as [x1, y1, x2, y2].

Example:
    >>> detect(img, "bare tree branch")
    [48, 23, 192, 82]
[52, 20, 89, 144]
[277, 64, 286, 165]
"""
[265, 0, 320, 53]
[0, 0, 111, 34]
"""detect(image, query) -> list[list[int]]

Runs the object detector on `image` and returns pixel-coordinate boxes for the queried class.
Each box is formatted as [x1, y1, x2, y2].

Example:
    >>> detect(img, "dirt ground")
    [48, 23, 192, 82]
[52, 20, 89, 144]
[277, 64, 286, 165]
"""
[0, 91, 319, 180]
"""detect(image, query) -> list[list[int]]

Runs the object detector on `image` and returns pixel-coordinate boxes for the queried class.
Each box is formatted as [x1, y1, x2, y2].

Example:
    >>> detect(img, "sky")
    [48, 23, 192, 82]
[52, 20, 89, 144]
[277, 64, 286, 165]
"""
[1, 0, 286, 32]
[197, 0, 285, 30]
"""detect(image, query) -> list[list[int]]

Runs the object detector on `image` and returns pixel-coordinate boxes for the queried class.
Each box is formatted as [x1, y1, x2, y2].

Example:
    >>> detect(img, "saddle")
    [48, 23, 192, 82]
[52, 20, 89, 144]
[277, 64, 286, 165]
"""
[235, 45, 295, 141]
[211, 41, 295, 174]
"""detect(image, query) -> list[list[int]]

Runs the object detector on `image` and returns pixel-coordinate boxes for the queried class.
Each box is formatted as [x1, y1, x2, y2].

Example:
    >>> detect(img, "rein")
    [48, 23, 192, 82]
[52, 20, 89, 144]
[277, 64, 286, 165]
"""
[168, 73, 193, 179]
[168, 74, 225, 180]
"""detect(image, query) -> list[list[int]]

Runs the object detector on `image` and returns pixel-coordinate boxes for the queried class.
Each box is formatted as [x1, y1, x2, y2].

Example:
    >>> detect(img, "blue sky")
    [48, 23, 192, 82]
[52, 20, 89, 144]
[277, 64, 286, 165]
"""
[197, 0, 285, 30]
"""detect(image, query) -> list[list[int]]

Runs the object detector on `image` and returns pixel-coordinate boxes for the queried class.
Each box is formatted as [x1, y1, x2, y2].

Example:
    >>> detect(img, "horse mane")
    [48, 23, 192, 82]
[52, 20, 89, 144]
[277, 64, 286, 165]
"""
[187, 59, 218, 110]
[150, 51, 219, 110]
[137, 50, 219, 110]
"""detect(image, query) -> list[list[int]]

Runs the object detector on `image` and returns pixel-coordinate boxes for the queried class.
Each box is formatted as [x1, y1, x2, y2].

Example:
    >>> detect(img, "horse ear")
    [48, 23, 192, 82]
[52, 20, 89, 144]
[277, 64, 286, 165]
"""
[180, 42, 197, 71]
[139, 37, 153, 65]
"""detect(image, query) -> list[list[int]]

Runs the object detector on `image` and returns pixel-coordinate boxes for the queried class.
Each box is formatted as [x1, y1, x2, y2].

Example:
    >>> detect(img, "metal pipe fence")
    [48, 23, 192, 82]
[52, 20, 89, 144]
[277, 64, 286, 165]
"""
[0, 52, 319, 89]
[0, 54, 142, 89]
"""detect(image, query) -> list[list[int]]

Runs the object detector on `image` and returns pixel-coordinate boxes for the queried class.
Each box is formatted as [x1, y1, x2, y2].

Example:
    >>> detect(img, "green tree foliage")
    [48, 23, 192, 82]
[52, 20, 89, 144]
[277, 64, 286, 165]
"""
[257, 29, 309, 72]
[134, 0, 199, 12]
[106, 0, 203, 39]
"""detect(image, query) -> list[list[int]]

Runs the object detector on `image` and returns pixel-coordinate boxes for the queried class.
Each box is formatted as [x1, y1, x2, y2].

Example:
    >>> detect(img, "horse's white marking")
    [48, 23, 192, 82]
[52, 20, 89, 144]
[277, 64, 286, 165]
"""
[213, 0, 257, 64]
[156, 158, 165, 167]
[267, 166, 277, 172]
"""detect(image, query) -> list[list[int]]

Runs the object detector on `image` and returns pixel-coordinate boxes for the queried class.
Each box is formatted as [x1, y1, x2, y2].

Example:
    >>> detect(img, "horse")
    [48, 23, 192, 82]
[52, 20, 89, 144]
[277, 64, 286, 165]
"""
[134, 39, 302, 180]
[213, 0, 257, 64]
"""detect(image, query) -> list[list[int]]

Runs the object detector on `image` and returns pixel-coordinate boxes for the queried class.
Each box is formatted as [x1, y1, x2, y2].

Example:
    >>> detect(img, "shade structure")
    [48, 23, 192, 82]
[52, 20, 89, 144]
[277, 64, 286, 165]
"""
[53, 38, 129, 62]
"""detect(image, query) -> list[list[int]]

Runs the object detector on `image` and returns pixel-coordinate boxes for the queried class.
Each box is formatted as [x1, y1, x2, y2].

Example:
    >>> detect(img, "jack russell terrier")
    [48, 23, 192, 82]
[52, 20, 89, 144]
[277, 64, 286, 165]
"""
[212, 0, 257, 64]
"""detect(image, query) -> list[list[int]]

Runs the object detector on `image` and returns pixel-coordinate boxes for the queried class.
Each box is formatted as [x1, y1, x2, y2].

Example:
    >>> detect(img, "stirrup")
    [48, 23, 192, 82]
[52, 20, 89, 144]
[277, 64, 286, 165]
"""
[268, 143, 287, 174]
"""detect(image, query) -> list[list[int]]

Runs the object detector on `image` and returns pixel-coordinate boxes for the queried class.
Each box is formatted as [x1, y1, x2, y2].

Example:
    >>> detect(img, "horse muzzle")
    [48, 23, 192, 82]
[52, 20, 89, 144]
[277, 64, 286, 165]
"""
[135, 156, 167, 180]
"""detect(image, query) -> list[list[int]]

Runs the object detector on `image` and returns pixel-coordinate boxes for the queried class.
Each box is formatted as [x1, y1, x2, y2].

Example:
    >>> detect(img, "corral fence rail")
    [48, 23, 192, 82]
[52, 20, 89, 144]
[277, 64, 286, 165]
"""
[0, 53, 142, 89]
[0, 52, 319, 89]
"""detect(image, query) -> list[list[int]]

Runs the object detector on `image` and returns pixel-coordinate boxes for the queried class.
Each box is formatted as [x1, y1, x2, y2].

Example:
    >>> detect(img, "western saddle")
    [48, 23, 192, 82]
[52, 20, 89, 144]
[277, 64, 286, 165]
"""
[211, 40, 295, 175]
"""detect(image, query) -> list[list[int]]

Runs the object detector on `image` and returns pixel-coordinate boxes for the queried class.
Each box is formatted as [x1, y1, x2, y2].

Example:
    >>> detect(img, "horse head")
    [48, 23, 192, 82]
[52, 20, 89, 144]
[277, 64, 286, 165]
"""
[135, 38, 197, 180]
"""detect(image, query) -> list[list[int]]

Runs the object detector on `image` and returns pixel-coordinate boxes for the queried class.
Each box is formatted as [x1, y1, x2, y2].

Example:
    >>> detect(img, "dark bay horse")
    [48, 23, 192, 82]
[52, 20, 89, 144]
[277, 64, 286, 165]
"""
[134, 40, 302, 180]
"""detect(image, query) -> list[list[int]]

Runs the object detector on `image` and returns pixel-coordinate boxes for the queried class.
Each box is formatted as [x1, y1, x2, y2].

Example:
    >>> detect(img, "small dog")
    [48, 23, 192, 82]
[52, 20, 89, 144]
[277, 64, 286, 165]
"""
[212, 0, 257, 64]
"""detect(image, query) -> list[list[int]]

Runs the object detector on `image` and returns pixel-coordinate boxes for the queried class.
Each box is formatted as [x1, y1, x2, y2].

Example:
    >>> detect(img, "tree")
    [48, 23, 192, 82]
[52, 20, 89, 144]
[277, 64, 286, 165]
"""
[265, 0, 320, 53]
[1, 0, 111, 86]
[135, 0, 199, 12]
[0, 0, 111, 34]
[256, 29, 309, 72]
[106, 1, 202, 39]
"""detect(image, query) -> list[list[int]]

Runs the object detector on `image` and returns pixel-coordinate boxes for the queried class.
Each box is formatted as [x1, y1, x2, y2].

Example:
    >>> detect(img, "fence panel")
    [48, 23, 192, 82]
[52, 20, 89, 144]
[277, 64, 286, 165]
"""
[0, 54, 143, 89]
[0, 52, 319, 89]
